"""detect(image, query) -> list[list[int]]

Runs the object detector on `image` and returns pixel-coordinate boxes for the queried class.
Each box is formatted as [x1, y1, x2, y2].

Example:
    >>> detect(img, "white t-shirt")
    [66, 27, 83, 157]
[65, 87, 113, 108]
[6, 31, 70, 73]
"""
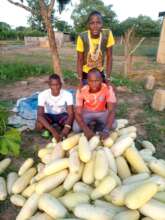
[38, 89, 73, 114]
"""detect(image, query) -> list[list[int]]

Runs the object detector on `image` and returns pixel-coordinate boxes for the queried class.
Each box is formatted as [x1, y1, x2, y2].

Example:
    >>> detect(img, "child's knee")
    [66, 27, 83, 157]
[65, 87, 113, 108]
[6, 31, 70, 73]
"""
[35, 121, 43, 131]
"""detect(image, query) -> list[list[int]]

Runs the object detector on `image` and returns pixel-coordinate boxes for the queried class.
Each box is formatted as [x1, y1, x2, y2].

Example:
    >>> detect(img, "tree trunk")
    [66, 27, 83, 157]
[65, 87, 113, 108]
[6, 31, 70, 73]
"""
[46, 21, 62, 76]
[124, 37, 129, 77]
[127, 55, 133, 74]
[39, 0, 62, 78]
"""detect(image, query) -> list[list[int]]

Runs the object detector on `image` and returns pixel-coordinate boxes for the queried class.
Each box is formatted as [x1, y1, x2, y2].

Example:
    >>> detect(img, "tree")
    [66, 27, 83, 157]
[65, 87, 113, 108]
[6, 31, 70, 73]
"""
[54, 19, 72, 32]
[120, 16, 161, 38]
[0, 22, 11, 32]
[123, 26, 145, 76]
[7, 0, 71, 78]
[27, 0, 52, 32]
[119, 16, 161, 76]
[71, 0, 118, 34]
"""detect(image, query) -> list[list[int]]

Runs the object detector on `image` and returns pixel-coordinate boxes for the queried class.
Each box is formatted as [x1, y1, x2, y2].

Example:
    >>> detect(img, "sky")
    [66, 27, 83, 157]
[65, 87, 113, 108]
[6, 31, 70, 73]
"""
[0, 0, 164, 28]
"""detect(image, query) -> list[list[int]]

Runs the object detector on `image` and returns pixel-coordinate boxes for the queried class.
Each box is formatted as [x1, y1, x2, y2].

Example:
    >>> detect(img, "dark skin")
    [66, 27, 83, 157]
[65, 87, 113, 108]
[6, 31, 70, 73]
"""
[77, 14, 113, 86]
[36, 79, 74, 142]
[75, 71, 116, 140]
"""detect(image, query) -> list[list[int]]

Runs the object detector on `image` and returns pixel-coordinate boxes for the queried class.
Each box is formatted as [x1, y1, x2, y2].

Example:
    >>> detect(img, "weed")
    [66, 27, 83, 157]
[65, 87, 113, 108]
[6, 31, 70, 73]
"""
[116, 102, 129, 118]
[111, 73, 144, 93]
[141, 102, 165, 148]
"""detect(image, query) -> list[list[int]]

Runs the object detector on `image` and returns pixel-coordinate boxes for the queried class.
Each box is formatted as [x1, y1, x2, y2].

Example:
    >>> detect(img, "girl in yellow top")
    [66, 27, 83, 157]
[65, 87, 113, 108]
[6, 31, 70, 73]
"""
[76, 10, 115, 86]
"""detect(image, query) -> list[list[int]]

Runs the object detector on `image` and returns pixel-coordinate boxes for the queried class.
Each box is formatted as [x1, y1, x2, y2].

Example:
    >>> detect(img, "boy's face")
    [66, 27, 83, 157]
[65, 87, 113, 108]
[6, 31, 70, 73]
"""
[88, 15, 103, 38]
[49, 79, 61, 96]
[88, 72, 102, 93]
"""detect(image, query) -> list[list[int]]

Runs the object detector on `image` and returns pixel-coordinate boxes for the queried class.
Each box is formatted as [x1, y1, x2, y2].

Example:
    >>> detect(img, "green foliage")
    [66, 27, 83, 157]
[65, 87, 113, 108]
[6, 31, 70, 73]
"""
[54, 19, 72, 32]
[138, 103, 165, 147]
[120, 16, 161, 37]
[0, 129, 21, 156]
[26, 0, 71, 31]
[0, 62, 52, 83]
[116, 102, 129, 118]
[0, 22, 11, 32]
[0, 106, 21, 156]
[0, 61, 77, 85]
[111, 74, 144, 93]
[71, 0, 118, 33]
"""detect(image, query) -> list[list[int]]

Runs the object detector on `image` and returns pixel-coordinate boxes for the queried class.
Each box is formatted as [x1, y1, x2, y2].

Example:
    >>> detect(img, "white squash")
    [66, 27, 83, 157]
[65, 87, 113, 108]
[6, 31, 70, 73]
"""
[139, 199, 165, 220]
[0, 177, 7, 201]
[123, 173, 150, 185]
[10, 194, 26, 207]
[50, 185, 66, 198]
[94, 150, 109, 180]
[91, 175, 117, 199]
[63, 163, 84, 191]
[116, 156, 131, 180]
[43, 158, 69, 176]
[7, 172, 18, 194]
[89, 135, 100, 151]
[82, 152, 96, 184]
[18, 158, 34, 176]
[22, 183, 36, 197]
[111, 137, 133, 157]
[141, 140, 156, 153]
[36, 169, 68, 194]
[103, 147, 117, 173]
[12, 168, 36, 194]
[74, 203, 115, 220]
[0, 158, 11, 174]
[113, 210, 140, 220]
[38, 193, 67, 219]
[73, 182, 93, 195]
[59, 192, 90, 210]
[16, 193, 40, 220]
[125, 182, 158, 209]
[61, 134, 80, 151]
[78, 134, 91, 163]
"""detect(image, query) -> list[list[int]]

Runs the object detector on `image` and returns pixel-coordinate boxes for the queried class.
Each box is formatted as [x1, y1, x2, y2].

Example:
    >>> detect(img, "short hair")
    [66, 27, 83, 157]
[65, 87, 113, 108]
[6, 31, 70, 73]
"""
[87, 11, 103, 23]
[88, 68, 102, 79]
[49, 74, 61, 83]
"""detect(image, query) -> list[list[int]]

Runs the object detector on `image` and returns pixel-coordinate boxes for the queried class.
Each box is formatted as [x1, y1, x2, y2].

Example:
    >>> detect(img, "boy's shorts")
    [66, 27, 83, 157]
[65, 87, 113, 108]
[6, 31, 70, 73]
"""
[44, 112, 68, 126]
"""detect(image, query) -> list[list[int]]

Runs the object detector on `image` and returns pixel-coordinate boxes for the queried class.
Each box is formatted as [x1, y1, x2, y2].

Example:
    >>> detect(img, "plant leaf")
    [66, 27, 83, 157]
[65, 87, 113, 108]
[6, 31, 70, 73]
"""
[5, 138, 20, 156]
[4, 128, 21, 143]
[0, 138, 9, 155]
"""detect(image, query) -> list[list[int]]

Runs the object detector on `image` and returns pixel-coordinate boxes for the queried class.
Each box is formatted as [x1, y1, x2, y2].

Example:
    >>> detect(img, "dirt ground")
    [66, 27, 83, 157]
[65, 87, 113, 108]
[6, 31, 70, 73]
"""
[0, 45, 165, 219]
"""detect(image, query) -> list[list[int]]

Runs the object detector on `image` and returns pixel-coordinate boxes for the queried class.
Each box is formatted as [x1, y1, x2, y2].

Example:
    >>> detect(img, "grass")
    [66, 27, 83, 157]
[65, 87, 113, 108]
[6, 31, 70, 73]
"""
[0, 62, 52, 83]
[0, 61, 78, 86]
[116, 102, 129, 118]
[143, 104, 165, 144]
[113, 38, 158, 57]
[111, 73, 144, 93]
[0, 40, 24, 46]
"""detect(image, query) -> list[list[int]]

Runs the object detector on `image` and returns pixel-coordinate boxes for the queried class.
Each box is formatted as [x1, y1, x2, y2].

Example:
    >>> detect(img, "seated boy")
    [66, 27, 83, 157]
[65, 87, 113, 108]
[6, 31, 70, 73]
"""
[36, 74, 74, 142]
[73, 68, 116, 140]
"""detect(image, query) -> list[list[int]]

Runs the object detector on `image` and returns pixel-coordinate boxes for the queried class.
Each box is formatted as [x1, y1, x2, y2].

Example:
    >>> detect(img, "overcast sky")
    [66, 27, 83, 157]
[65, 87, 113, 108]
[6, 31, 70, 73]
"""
[0, 0, 164, 28]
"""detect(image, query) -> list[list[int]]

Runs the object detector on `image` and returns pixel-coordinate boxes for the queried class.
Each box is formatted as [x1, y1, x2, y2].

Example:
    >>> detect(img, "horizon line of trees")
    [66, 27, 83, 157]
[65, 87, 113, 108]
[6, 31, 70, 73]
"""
[0, 0, 162, 41]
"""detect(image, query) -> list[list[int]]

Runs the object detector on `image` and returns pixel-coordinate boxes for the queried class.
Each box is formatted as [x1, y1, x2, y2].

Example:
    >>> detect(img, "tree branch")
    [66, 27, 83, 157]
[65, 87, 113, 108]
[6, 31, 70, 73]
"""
[127, 25, 135, 41]
[7, 0, 34, 14]
[129, 37, 145, 55]
[48, 0, 55, 17]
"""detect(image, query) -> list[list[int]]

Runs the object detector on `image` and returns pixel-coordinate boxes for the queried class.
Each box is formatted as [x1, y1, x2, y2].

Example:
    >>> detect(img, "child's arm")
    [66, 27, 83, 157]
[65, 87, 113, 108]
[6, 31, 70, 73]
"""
[76, 35, 84, 86]
[106, 46, 113, 83]
[77, 51, 84, 86]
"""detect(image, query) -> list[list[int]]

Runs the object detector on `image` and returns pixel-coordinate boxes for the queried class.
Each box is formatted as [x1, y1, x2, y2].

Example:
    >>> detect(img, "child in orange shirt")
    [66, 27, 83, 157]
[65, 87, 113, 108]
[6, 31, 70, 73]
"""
[73, 68, 116, 140]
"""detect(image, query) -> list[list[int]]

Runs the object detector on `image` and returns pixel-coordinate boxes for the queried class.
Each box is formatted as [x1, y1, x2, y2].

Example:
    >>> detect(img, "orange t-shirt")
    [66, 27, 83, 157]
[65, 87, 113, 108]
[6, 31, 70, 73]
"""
[76, 83, 116, 112]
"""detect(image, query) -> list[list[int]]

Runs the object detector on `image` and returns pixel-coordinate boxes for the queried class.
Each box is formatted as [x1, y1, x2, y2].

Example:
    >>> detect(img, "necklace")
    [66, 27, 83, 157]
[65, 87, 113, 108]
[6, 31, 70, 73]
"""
[88, 30, 102, 61]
